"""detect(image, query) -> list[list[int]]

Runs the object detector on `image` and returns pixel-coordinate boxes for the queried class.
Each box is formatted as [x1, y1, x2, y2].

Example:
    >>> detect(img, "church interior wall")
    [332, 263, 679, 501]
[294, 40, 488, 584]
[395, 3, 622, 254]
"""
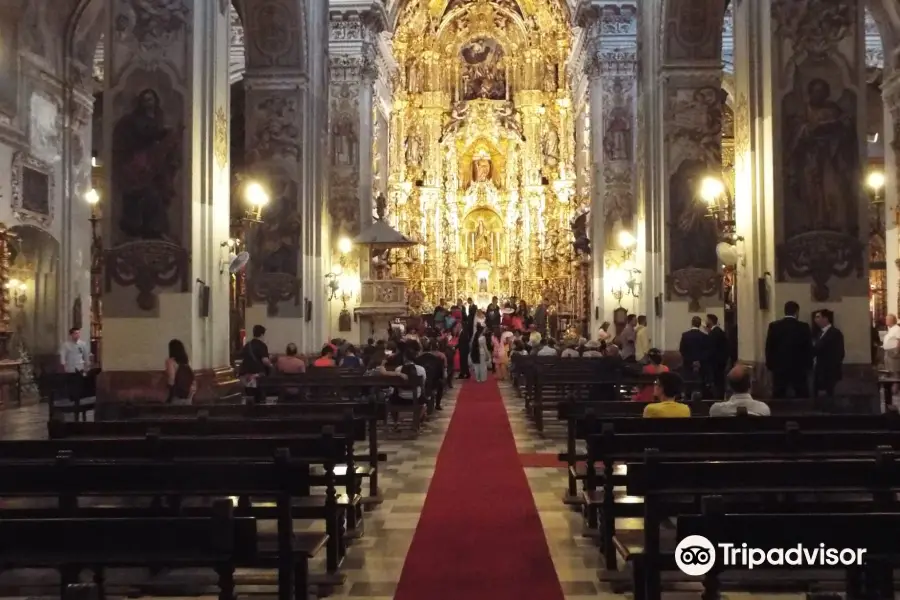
[0, 0, 95, 363]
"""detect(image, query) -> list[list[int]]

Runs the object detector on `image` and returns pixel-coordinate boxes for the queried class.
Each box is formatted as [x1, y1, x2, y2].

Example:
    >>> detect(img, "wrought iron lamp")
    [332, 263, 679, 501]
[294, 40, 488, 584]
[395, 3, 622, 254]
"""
[700, 175, 742, 243]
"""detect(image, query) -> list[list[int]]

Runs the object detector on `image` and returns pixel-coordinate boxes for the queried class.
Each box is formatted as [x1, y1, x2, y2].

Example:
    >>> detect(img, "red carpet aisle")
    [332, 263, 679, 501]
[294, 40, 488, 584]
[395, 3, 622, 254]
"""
[393, 377, 566, 600]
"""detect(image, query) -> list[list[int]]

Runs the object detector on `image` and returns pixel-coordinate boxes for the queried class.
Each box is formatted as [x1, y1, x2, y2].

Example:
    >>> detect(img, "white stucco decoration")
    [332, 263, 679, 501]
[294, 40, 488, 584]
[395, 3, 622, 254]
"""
[29, 93, 61, 164]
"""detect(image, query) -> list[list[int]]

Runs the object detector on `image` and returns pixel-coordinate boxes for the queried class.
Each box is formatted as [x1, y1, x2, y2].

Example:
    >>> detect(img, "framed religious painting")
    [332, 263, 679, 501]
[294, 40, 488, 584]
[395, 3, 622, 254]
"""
[10, 151, 54, 228]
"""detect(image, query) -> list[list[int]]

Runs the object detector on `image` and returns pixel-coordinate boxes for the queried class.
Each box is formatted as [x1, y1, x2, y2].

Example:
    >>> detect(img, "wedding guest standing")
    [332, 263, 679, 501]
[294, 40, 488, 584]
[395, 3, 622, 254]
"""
[765, 301, 812, 398]
[813, 309, 844, 398]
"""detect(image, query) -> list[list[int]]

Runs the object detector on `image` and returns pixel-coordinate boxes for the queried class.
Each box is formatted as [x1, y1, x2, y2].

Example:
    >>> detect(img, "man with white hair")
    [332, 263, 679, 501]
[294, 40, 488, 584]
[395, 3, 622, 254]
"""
[884, 314, 900, 374]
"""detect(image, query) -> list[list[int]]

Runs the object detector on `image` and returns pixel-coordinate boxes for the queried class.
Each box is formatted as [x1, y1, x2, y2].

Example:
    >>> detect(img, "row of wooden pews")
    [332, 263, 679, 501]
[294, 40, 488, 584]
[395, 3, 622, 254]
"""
[551, 374, 898, 598]
[0, 370, 427, 600]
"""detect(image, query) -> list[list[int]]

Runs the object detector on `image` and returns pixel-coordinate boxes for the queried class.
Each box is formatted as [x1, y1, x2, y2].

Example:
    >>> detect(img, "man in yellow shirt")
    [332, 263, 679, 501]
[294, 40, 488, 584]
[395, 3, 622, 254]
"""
[643, 371, 691, 418]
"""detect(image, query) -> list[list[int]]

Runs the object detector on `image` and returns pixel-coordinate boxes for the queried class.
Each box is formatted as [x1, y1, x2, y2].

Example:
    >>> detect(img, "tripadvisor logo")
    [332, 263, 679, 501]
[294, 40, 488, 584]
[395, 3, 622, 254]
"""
[675, 535, 867, 576]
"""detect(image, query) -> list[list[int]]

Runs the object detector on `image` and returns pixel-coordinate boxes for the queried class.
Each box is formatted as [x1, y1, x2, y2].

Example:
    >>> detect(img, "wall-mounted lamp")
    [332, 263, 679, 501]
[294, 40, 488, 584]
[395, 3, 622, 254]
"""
[605, 230, 637, 269]
[609, 266, 641, 306]
[6, 279, 26, 308]
[243, 181, 270, 223]
[326, 264, 343, 300]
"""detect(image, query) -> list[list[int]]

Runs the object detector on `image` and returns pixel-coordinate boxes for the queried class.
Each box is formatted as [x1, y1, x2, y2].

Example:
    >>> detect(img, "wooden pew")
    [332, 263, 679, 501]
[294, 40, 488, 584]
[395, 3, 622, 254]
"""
[514, 356, 701, 432]
[256, 373, 429, 432]
[560, 411, 900, 504]
[582, 427, 900, 569]
[45, 418, 365, 556]
[0, 499, 256, 600]
[677, 500, 900, 600]
[626, 451, 900, 600]
[39, 372, 96, 422]
[101, 399, 388, 503]
[0, 454, 331, 600]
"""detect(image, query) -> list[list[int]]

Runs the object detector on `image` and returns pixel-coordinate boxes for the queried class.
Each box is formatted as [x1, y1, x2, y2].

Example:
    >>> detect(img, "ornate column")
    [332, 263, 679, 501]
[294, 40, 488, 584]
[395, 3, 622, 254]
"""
[732, 0, 872, 384]
[241, 0, 318, 353]
[328, 4, 388, 342]
[97, 0, 230, 403]
[655, 1, 726, 352]
[578, 2, 638, 332]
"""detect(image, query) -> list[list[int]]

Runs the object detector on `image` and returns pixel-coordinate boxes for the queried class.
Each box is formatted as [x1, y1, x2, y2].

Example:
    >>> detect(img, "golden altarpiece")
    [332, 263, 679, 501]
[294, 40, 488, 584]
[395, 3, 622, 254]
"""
[386, 0, 579, 312]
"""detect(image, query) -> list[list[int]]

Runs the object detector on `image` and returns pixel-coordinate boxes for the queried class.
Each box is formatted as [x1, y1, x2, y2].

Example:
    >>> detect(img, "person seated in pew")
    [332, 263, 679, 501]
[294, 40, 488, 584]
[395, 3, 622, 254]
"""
[339, 345, 363, 368]
[276, 343, 306, 374]
[312, 345, 337, 367]
[536, 338, 558, 356]
[633, 348, 669, 402]
[642, 371, 691, 418]
[582, 339, 604, 357]
[561, 342, 580, 358]
[709, 364, 770, 416]
[393, 346, 428, 425]
[165, 339, 195, 405]
[273, 343, 306, 401]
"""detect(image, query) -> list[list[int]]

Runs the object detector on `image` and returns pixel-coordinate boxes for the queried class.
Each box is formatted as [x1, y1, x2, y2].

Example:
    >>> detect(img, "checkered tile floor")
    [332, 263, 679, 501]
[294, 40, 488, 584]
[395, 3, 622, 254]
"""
[0, 388, 811, 599]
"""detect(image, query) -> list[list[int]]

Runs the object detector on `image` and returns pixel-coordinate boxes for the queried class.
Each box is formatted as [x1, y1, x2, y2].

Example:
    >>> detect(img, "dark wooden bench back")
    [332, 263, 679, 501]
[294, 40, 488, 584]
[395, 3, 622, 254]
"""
[0, 453, 317, 497]
[575, 412, 900, 437]
[626, 449, 900, 496]
[48, 413, 368, 441]
[589, 428, 900, 458]
[0, 434, 352, 463]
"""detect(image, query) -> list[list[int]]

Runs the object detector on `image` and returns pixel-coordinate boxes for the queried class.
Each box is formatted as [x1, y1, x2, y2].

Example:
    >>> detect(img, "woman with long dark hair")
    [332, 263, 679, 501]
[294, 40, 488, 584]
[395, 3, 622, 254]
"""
[165, 338, 195, 404]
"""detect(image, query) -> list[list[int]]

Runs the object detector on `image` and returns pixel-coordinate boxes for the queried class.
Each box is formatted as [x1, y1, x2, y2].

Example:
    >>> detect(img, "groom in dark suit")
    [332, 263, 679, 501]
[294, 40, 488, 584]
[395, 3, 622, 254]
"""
[812, 309, 844, 398]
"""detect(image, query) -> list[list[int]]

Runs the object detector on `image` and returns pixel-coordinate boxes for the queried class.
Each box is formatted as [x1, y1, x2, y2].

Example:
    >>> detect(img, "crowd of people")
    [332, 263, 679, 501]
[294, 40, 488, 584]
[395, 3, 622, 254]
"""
[117, 296, 864, 420]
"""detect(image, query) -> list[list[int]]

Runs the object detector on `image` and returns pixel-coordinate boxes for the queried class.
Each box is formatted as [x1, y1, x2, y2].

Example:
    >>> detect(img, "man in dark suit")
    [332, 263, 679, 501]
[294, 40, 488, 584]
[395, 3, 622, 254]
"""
[705, 314, 729, 398]
[533, 299, 548, 337]
[813, 308, 844, 397]
[765, 300, 812, 398]
[679, 316, 710, 393]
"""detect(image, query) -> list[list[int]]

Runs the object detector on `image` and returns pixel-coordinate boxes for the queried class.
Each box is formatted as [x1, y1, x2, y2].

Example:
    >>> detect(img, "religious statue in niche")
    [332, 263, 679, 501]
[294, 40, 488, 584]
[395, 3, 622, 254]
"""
[460, 38, 506, 101]
[112, 88, 183, 241]
[603, 80, 632, 161]
[474, 217, 490, 260]
[472, 155, 492, 182]
[782, 76, 859, 239]
[542, 62, 557, 93]
[405, 125, 422, 165]
[543, 123, 560, 167]
[331, 115, 357, 167]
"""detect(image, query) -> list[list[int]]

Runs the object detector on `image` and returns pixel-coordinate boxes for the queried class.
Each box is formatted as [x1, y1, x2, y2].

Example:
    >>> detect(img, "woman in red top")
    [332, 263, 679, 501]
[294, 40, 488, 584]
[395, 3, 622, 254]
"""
[633, 348, 668, 402]
[312, 345, 337, 367]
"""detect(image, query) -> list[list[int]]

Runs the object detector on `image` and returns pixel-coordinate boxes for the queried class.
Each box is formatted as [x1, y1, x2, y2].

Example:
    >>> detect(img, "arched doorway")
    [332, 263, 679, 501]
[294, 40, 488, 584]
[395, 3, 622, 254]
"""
[8, 226, 60, 366]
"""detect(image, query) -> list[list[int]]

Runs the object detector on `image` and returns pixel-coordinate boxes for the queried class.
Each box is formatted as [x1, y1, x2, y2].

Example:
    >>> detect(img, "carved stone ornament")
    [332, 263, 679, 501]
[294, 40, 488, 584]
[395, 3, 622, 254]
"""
[214, 106, 228, 169]
[776, 231, 864, 302]
[104, 240, 190, 311]
[666, 267, 721, 312]
[249, 272, 300, 317]
[10, 151, 54, 228]
[115, 0, 191, 53]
